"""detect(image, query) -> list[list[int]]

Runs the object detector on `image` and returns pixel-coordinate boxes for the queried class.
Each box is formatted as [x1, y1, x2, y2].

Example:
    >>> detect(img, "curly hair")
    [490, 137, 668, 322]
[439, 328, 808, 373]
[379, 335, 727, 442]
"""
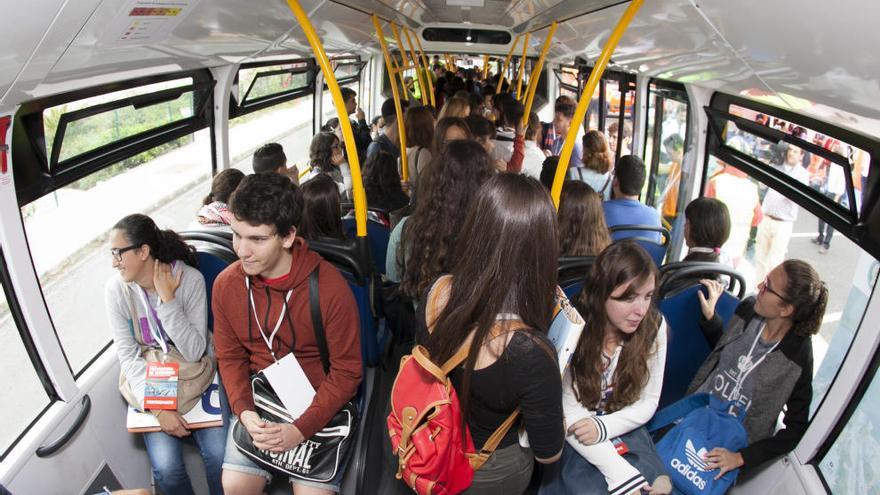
[570, 242, 661, 413]
[399, 140, 494, 299]
[229, 173, 303, 235]
[309, 132, 339, 172]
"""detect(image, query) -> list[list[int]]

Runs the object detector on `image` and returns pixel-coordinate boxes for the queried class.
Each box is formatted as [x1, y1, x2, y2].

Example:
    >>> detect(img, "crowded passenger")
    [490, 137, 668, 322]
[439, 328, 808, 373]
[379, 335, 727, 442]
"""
[570, 130, 614, 200]
[107, 214, 225, 495]
[437, 96, 471, 120]
[466, 114, 508, 172]
[661, 197, 733, 294]
[432, 117, 472, 155]
[252, 142, 297, 182]
[194, 168, 245, 229]
[541, 241, 670, 495]
[558, 181, 612, 258]
[540, 156, 560, 191]
[363, 150, 410, 214]
[421, 174, 564, 493]
[339, 86, 372, 161]
[521, 113, 546, 179]
[299, 173, 345, 241]
[213, 173, 362, 495]
[542, 96, 583, 165]
[403, 105, 435, 190]
[687, 260, 827, 477]
[604, 155, 662, 242]
[367, 98, 403, 161]
[303, 131, 352, 199]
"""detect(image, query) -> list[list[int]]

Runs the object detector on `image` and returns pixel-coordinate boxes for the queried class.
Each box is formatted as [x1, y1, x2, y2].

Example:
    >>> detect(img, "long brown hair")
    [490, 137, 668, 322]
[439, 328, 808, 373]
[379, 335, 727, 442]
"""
[299, 174, 344, 240]
[581, 130, 613, 174]
[405, 105, 435, 149]
[570, 241, 660, 412]
[426, 174, 558, 429]
[558, 181, 611, 257]
[432, 117, 472, 155]
[399, 140, 493, 299]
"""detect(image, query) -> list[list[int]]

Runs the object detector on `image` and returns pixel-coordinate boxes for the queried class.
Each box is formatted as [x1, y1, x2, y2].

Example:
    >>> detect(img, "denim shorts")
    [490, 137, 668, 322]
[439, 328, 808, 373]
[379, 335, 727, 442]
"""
[222, 421, 348, 492]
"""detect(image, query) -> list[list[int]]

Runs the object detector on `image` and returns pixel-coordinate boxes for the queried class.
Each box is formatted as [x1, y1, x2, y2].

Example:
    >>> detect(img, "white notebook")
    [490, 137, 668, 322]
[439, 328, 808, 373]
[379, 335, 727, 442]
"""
[127, 372, 224, 432]
[547, 289, 585, 377]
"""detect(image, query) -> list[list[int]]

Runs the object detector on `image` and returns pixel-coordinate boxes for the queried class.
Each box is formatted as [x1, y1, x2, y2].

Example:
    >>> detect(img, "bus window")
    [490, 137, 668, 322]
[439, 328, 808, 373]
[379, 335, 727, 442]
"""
[644, 81, 689, 224]
[0, 275, 53, 458]
[21, 129, 212, 374]
[818, 358, 880, 492]
[230, 61, 315, 174]
[603, 79, 635, 158]
[321, 81, 360, 128]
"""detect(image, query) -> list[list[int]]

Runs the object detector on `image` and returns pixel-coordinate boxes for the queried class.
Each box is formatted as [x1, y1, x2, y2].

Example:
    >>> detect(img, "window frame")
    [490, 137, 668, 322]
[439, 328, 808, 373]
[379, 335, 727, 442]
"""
[13, 69, 216, 206]
[231, 58, 317, 118]
[327, 56, 366, 89]
[0, 245, 58, 461]
[644, 78, 691, 209]
[702, 92, 880, 260]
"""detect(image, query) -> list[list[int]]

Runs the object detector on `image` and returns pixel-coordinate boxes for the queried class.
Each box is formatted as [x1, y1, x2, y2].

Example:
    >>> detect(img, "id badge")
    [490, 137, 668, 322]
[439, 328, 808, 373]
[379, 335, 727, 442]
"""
[144, 361, 179, 410]
[261, 353, 316, 420]
[612, 437, 629, 455]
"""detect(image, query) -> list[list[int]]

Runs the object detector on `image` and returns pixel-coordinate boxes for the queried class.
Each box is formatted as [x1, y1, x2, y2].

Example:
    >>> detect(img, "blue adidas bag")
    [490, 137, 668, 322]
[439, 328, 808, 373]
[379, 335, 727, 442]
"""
[649, 394, 748, 495]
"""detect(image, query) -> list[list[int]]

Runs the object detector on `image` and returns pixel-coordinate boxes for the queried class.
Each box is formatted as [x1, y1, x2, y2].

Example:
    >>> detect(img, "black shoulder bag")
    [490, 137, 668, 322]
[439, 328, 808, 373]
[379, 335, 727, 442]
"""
[232, 265, 358, 482]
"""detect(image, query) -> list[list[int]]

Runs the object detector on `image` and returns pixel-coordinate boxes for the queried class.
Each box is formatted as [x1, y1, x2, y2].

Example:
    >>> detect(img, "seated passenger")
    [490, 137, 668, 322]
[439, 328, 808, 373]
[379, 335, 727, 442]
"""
[570, 130, 614, 200]
[432, 117, 473, 156]
[540, 242, 670, 495]
[105, 214, 225, 495]
[386, 140, 493, 288]
[403, 105, 435, 191]
[604, 155, 662, 243]
[195, 168, 245, 229]
[421, 174, 564, 493]
[559, 181, 612, 258]
[688, 260, 827, 478]
[367, 98, 403, 161]
[253, 142, 298, 184]
[364, 150, 410, 214]
[299, 174, 345, 241]
[213, 173, 362, 495]
[662, 197, 732, 294]
[302, 132, 352, 199]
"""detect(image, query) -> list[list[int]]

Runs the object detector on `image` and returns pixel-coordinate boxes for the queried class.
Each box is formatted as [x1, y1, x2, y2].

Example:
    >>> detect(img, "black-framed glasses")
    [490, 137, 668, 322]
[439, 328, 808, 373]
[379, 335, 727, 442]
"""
[759, 276, 790, 303]
[111, 245, 140, 261]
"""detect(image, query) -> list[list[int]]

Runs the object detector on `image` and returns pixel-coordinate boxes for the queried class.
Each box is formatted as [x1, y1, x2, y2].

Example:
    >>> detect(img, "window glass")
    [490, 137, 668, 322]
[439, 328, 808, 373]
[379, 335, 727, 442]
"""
[603, 79, 634, 157]
[229, 95, 314, 176]
[334, 62, 361, 80]
[21, 130, 212, 375]
[43, 78, 194, 164]
[644, 85, 688, 221]
[819, 357, 880, 493]
[322, 81, 359, 128]
[704, 152, 878, 412]
[237, 62, 310, 105]
[0, 284, 53, 457]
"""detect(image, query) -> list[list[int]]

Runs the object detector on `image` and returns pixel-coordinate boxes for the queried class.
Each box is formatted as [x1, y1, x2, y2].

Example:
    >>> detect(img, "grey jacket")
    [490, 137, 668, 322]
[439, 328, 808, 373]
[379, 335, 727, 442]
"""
[687, 297, 814, 471]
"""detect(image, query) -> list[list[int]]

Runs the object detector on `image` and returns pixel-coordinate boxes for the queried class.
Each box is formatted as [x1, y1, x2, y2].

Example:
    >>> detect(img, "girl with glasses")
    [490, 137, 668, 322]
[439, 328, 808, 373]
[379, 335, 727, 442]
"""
[106, 214, 226, 495]
[689, 259, 828, 479]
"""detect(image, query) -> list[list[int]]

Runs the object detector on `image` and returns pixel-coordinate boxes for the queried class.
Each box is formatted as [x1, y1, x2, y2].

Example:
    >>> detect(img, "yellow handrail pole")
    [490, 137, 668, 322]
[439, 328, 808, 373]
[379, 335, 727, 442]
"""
[401, 27, 428, 105]
[285, 0, 367, 236]
[372, 15, 410, 183]
[496, 34, 522, 94]
[521, 22, 557, 128]
[482, 55, 490, 80]
[551, 0, 644, 208]
[391, 23, 415, 103]
[410, 30, 435, 106]
[515, 32, 530, 101]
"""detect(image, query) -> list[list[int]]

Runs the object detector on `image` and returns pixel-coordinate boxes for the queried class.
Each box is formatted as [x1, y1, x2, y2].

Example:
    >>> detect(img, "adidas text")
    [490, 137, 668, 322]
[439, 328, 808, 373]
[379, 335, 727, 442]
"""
[671, 458, 708, 490]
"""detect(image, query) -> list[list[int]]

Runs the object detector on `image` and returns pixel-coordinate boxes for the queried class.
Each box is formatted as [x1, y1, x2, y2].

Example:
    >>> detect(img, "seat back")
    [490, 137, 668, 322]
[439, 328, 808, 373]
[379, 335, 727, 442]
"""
[342, 218, 391, 274]
[609, 224, 670, 266]
[558, 256, 595, 302]
[658, 262, 747, 300]
[658, 284, 740, 409]
[308, 237, 386, 367]
[180, 232, 237, 332]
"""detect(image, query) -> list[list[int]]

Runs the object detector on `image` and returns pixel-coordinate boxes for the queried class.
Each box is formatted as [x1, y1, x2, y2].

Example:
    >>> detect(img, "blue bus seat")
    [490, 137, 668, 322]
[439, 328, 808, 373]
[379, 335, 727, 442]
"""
[342, 217, 391, 275]
[181, 232, 237, 332]
[609, 224, 671, 267]
[308, 237, 386, 367]
[558, 256, 595, 302]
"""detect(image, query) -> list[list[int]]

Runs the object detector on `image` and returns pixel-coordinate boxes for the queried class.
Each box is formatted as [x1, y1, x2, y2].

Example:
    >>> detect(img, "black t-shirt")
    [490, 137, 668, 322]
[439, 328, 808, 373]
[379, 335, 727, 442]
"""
[449, 331, 564, 457]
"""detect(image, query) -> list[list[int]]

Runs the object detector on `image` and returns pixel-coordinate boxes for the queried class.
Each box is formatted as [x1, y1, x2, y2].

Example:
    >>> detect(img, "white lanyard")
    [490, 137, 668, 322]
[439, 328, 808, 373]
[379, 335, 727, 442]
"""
[731, 323, 779, 402]
[245, 277, 293, 362]
[138, 288, 169, 354]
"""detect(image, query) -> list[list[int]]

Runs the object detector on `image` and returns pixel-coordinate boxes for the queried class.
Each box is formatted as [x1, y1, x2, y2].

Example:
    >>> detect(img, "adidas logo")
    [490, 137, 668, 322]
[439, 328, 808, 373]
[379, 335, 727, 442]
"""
[669, 439, 709, 490]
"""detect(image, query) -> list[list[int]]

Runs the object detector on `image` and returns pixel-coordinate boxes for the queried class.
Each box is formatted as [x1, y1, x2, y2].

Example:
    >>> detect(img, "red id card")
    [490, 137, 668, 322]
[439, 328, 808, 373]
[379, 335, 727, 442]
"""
[612, 437, 629, 455]
[144, 361, 179, 410]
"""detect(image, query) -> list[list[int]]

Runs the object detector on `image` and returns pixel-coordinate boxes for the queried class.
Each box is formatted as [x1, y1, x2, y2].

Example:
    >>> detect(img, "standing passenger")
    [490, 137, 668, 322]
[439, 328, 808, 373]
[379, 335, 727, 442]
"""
[403, 106, 436, 191]
[340, 87, 373, 161]
[213, 173, 361, 495]
[367, 98, 403, 161]
[540, 242, 670, 495]
[106, 214, 225, 495]
[422, 174, 564, 493]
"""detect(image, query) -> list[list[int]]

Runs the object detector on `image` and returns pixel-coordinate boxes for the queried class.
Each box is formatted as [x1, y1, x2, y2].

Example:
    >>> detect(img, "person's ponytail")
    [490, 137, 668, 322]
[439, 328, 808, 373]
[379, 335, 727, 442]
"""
[782, 259, 828, 337]
[113, 214, 197, 268]
[154, 229, 198, 267]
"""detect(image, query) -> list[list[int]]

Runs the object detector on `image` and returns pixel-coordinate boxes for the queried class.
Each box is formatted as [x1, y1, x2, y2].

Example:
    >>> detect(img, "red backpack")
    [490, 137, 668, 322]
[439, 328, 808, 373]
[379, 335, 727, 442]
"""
[387, 276, 521, 495]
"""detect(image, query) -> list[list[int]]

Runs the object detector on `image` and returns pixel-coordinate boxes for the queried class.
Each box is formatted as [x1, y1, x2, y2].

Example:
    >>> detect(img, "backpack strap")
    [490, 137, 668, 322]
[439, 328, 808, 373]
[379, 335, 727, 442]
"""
[309, 265, 331, 375]
[468, 409, 520, 470]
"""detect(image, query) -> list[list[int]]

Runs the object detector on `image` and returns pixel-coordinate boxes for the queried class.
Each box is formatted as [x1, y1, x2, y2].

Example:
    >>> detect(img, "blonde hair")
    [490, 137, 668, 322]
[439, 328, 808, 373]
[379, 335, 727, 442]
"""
[437, 97, 471, 120]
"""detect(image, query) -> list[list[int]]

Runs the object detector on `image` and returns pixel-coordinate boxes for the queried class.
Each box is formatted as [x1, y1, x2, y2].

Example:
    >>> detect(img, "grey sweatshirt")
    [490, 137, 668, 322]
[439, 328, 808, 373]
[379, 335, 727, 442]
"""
[105, 262, 210, 409]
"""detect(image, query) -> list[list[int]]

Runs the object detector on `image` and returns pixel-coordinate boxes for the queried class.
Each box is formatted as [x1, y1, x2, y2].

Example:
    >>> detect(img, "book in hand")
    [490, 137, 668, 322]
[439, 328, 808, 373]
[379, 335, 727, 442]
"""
[127, 373, 224, 433]
[143, 361, 179, 410]
[547, 288, 585, 377]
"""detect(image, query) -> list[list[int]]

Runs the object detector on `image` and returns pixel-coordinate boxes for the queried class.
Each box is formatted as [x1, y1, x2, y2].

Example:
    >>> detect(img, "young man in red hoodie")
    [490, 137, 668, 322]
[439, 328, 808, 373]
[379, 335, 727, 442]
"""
[212, 173, 361, 494]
